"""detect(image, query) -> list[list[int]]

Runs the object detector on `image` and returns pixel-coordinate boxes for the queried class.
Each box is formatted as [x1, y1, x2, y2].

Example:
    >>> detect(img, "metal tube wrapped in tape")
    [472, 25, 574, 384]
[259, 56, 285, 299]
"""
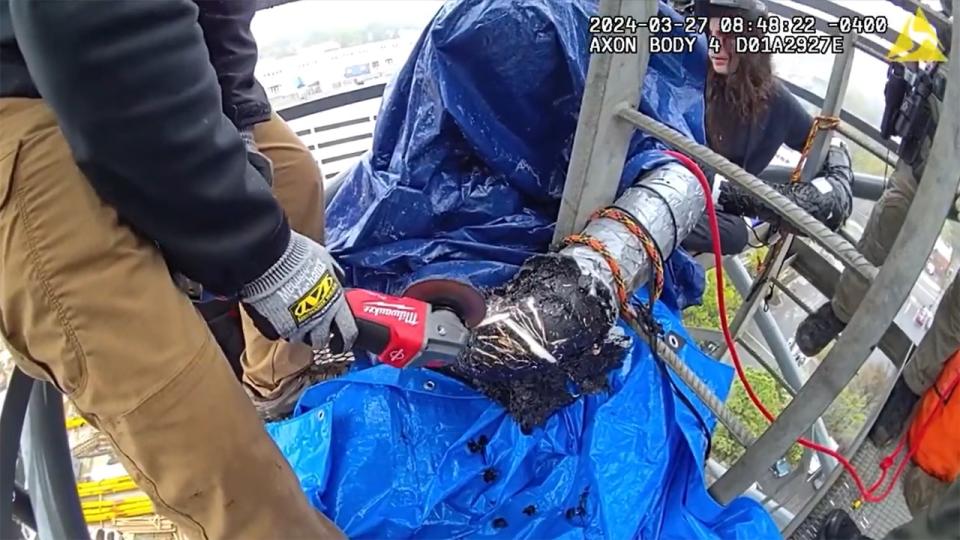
[452, 160, 706, 430]
[560, 161, 706, 317]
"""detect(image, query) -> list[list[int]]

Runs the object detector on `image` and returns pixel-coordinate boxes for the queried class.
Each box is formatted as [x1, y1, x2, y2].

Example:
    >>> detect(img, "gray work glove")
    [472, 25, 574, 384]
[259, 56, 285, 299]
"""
[240, 128, 274, 186]
[240, 231, 358, 351]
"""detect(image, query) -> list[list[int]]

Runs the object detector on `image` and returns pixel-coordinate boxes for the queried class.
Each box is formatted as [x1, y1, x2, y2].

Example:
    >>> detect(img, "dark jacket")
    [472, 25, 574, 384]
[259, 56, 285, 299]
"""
[682, 82, 813, 255]
[0, 0, 288, 294]
[197, 0, 272, 130]
[708, 81, 814, 175]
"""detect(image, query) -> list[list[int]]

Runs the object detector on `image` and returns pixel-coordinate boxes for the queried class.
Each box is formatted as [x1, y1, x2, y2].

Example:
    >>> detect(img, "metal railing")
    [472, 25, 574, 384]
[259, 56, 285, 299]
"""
[279, 83, 385, 181]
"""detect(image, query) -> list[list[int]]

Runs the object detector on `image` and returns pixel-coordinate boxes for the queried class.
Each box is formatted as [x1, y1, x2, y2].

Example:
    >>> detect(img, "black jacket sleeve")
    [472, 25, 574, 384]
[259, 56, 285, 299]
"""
[781, 85, 815, 152]
[196, 0, 272, 129]
[9, 0, 290, 295]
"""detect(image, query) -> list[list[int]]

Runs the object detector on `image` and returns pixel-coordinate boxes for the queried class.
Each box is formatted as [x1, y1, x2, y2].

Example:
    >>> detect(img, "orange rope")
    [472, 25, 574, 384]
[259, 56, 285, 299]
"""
[562, 233, 631, 307]
[592, 207, 664, 304]
[561, 207, 665, 325]
[790, 115, 840, 183]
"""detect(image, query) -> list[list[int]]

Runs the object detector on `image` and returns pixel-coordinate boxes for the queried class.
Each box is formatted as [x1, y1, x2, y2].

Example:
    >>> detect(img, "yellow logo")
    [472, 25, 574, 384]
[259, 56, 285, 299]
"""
[887, 8, 947, 63]
[290, 271, 340, 325]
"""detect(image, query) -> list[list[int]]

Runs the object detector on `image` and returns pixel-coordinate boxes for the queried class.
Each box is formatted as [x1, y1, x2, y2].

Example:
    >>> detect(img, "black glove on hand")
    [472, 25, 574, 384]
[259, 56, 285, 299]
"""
[241, 231, 358, 350]
[717, 140, 853, 231]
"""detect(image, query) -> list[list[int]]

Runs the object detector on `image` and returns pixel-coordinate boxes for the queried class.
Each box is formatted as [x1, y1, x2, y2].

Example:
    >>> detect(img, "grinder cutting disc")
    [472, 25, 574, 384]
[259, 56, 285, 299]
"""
[402, 278, 486, 328]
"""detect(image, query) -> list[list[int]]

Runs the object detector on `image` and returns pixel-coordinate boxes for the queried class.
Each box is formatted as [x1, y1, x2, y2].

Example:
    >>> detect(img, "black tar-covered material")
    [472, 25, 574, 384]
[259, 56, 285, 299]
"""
[445, 254, 631, 432]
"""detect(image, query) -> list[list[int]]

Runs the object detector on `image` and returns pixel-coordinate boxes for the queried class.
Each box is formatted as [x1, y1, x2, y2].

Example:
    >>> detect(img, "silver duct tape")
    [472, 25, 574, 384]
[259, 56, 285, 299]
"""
[559, 161, 705, 308]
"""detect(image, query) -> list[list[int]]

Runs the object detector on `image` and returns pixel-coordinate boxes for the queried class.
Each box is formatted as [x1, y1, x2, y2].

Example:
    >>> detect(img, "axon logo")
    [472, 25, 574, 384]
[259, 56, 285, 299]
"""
[363, 301, 420, 325]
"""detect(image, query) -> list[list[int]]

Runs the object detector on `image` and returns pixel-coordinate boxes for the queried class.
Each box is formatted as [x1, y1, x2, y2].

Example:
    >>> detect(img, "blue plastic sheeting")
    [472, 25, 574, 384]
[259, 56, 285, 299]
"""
[324, 0, 707, 309]
[270, 0, 780, 537]
[268, 302, 778, 539]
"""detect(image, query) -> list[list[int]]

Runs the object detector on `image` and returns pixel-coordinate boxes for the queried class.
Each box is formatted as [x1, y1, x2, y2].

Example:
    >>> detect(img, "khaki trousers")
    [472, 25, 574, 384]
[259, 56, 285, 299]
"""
[0, 99, 342, 539]
[830, 160, 959, 518]
[240, 112, 326, 400]
[903, 459, 951, 517]
[832, 161, 960, 396]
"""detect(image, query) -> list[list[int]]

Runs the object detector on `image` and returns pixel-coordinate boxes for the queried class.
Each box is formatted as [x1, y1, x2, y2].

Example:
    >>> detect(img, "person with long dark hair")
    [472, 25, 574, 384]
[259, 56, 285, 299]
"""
[681, 0, 854, 256]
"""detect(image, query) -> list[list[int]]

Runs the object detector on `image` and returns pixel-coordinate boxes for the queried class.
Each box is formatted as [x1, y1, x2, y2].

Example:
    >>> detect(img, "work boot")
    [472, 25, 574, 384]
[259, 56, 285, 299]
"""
[818, 509, 872, 540]
[796, 303, 846, 357]
[245, 349, 352, 421]
[868, 376, 920, 447]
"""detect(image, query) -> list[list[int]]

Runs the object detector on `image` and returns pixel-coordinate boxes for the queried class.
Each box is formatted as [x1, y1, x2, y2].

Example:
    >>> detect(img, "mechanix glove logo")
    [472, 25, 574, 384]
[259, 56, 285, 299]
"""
[290, 270, 340, 326]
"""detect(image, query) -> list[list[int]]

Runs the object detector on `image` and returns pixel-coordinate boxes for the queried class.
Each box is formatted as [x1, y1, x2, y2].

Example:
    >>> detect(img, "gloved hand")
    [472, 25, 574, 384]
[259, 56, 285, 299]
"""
[240, 231, 358, 350]
[240, 128, 274, 186]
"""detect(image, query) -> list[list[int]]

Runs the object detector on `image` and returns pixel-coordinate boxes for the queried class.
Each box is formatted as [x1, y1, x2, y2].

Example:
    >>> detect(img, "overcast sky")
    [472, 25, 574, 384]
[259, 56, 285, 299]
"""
[252, 1, 444, 44]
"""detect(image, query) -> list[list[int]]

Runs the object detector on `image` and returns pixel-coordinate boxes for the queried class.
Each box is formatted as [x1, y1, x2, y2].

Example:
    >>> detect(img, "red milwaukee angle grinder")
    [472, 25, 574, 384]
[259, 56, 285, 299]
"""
[335, 279, 486, 369]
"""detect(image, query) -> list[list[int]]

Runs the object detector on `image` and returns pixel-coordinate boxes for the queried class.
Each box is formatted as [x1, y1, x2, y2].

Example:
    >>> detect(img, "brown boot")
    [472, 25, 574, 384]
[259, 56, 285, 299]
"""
[244, 349, 353, 421]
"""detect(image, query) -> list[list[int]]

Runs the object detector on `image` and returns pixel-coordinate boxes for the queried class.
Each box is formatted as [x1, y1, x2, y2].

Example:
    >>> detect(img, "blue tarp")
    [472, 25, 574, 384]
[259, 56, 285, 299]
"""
[268, 1, 780, 538]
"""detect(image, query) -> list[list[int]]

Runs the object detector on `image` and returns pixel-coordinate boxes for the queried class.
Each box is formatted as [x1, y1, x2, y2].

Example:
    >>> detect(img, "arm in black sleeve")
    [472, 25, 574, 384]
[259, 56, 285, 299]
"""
[10, 0, 290, 294]
[781, 85, 815, 152]
[195, 0, 271, 129]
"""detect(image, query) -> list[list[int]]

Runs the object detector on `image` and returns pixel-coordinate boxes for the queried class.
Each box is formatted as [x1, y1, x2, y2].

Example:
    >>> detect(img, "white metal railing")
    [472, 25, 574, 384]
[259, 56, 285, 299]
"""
[278, 84, 384, 181]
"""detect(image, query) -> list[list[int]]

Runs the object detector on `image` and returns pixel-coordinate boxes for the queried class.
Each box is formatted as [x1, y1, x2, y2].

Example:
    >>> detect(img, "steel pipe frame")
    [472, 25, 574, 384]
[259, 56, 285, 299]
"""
[723, 258, 839, 471]
[551, 0, 655, 242]
[1, 371, 88, 540]
[0, 369, 32, 539]
[713, 29, 852, 434]
[711, 235, 796, 360]
[710, 7, 960, 502]
[706, 459, 797, 530]
[710, 34, 852, 477]
[780, 79, 900, 156]
[763, 1, 891, 62]
[801, 32, 857, 181]
[687, 326, 799, 399]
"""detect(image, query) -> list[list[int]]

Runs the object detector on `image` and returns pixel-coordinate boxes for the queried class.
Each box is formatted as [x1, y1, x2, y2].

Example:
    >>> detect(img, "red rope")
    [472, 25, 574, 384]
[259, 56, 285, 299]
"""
[663, 149, 956, 504]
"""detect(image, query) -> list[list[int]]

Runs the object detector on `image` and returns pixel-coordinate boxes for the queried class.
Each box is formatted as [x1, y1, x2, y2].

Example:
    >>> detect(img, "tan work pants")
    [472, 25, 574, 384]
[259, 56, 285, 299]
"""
[831, 160, 960, 517]
[903, 460, 951, 517]
[240, 112, 326, 400]
[0, 99, 342, 539]
[832, 161, 960, 396]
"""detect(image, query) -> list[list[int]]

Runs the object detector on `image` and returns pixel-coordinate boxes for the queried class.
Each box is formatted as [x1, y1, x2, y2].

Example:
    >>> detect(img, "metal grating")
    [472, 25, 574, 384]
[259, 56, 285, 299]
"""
[789, 438, 914, 539]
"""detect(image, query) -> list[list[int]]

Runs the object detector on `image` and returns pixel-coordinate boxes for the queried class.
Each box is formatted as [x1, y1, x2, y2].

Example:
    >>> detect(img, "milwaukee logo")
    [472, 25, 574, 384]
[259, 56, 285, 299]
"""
[363, 301, 419, 325]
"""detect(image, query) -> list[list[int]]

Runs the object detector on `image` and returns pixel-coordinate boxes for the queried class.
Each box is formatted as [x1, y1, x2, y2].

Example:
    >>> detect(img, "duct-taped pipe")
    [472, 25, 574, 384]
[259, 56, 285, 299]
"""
[561, 161, 706, 317]
[451, 160, 705, 430]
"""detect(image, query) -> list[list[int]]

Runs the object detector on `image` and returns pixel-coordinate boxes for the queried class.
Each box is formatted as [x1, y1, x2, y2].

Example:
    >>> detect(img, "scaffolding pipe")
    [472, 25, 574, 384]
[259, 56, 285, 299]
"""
[801, 33, 856, 181]
[552, 0, 654, 242]
[723, 258, 838, 471]
[710, 10, 960, 502]
[20, 381, 88, 540]
[705, 459, 796, 530]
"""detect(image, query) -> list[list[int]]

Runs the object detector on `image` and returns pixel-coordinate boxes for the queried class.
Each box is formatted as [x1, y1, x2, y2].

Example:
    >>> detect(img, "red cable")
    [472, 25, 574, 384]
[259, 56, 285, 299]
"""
[663, 150, 956, 503]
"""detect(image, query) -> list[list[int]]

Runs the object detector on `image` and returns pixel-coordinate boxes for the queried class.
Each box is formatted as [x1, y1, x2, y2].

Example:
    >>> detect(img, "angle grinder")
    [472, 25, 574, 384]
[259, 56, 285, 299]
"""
[330, 278, 486, 368]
